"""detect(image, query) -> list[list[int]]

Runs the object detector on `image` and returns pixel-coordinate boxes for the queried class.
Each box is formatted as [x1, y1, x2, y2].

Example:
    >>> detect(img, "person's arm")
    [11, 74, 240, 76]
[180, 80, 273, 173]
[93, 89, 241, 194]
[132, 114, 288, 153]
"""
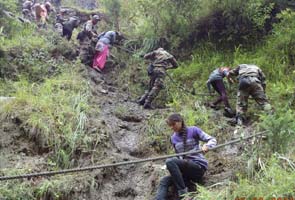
[228, 65, 240, 78]
[258, 69, 266, 91]
[144, 51, 155, 60]
[206, 80, 212, 94]
[167, 57, 178, 69]
[224, 70, 235, 84]
[85, 21, 97, 37]
[193, 127, 217, 153]
[95, 41, 104, 52]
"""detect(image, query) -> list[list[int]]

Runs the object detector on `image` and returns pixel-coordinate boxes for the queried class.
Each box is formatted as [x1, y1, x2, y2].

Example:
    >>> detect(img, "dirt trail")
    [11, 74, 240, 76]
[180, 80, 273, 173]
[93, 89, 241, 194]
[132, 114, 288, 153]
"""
[0, 1, 251, 197]
[83, 64, 162, 200]
[75, 64, 245, 199]
[0, 61, 248, 199]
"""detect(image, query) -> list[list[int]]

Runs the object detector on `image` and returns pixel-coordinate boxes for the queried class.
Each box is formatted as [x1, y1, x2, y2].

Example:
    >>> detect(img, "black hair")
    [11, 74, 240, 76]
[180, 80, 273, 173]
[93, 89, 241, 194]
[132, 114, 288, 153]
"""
[167, 113, 188, 151]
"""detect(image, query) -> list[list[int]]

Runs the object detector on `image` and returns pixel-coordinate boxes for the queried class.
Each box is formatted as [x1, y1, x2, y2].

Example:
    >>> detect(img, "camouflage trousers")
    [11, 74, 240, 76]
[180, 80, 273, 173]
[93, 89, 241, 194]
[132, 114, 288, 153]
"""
[236, 81, 271, 118]
[79, 40, 96, 66]
[141, 72, 165, 105]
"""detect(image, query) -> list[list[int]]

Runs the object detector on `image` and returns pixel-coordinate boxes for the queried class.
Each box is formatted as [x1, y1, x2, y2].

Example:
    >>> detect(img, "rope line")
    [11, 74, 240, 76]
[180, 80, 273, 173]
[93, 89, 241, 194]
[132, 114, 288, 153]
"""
[0, 131, 267, 181]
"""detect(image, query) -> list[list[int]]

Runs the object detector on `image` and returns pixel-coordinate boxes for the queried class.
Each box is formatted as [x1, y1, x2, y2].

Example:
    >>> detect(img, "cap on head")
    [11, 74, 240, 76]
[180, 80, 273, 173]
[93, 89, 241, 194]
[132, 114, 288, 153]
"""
[92, 15, 100, 21]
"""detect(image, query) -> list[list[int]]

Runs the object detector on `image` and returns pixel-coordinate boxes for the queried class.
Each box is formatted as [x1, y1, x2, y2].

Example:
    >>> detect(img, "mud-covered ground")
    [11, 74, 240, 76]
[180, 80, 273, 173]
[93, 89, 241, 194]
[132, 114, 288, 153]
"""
[0, 1, 260, 199]
[0, 59, 257, 200]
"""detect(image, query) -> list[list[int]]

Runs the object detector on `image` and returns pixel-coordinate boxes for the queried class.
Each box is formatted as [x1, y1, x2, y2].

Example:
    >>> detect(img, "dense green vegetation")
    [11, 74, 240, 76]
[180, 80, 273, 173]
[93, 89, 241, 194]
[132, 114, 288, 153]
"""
[1, 0, 295, 199]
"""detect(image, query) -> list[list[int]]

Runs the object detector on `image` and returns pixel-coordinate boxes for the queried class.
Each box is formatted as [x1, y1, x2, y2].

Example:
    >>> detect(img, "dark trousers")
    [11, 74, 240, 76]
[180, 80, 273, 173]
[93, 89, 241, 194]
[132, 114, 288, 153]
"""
[155, 158, 205, 200]
[63, 28, 73, 40]
[211, 80, 230, 108]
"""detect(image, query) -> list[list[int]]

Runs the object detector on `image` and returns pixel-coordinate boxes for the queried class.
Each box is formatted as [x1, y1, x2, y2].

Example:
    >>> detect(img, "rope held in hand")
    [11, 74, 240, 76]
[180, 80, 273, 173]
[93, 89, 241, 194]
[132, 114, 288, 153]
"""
[0, 131, 267, 181]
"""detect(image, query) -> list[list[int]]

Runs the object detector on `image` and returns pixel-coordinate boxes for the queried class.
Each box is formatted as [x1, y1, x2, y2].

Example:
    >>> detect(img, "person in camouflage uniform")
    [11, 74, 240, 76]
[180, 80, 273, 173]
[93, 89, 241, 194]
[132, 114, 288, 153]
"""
[228, 64, 272, 125]
[77, 15, 100, 66]
[22, 1, 34, 21]
[138, 48, 178, 109]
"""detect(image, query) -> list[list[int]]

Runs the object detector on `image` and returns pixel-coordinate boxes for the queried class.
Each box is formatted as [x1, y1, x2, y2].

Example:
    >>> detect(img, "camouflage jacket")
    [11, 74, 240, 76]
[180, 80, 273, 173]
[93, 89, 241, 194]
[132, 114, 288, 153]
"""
[229, 64, 266, 85]
[83, 20, 96, 33]
[144, 48, 178, 71]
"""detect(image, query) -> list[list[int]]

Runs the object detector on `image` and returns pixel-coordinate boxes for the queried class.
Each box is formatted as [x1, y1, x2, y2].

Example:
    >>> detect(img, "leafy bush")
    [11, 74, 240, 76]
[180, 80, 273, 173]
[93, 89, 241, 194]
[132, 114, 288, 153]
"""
[259, 107, 295, 154]
[194, 156, 295, 199]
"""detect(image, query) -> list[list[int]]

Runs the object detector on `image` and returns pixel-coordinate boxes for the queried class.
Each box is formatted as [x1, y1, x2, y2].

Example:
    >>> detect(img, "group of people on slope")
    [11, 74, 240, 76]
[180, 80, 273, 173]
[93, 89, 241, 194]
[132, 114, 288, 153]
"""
[75, 15, 124, 72]
[18, 3, 272, 198]
[137, 48, 272, 126]
[22, 0, 56, 28]
[21, 1, 124, 72]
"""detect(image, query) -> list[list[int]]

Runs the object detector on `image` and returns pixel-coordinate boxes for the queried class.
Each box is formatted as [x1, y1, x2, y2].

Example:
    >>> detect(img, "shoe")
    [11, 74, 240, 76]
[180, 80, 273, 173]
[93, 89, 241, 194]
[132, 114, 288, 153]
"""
[137, 98, 146, 105]
[137, 93, 148, 105]
[224, 107, 235, 118]
[236, 116, 244, 126]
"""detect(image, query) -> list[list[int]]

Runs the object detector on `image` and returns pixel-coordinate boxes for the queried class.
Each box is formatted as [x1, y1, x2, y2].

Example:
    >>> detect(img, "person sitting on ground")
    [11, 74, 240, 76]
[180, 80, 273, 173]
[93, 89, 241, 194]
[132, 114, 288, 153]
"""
[155, 113, 217, 200]
[137, 47, 178, 109]
[92, 31, 123, 72]
[207, 67, 235, 116]
[228, 64, 272, 125]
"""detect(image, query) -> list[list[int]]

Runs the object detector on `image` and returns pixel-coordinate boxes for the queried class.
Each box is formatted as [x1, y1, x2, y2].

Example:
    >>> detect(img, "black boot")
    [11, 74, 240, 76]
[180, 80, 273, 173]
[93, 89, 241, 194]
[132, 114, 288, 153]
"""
[228, 115, 244, 126]
[143, 102, 153, 109]
[137, 98, 146, 105]
[137, 92, 148, 105]
[224, 107, 235, 118]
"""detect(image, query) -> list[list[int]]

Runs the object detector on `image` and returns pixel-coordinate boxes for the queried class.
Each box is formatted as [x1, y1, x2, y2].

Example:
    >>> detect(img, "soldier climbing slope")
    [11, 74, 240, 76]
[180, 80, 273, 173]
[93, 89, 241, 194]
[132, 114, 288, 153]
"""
[77, 15, 101, 66]
[228, 64, 272, 125]
[137, 48, 178, 109]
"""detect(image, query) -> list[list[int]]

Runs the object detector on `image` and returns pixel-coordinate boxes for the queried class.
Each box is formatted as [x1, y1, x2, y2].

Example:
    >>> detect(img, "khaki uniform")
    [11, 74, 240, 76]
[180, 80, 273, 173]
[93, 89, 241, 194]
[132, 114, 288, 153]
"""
[139, 48, 178, 108]
[229, 64, 271, 119]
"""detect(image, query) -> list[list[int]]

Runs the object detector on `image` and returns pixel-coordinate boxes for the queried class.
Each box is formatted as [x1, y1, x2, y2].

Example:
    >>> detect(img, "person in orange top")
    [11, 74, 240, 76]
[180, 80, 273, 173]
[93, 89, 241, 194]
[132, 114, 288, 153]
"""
[34, 3, 47, 27]
[34, 2, 53, 28]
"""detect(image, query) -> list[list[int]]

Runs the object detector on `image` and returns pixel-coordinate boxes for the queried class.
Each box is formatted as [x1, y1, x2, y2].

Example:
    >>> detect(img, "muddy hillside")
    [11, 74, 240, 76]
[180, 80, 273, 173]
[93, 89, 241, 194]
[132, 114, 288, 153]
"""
[1, 0, 295, 200]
